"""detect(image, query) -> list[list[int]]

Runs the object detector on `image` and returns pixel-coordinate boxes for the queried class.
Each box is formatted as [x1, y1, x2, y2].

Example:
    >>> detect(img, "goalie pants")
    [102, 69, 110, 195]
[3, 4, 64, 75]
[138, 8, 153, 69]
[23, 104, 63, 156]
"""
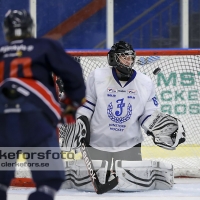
[88, 143, 142, 170]
[0, 110, 65, 190]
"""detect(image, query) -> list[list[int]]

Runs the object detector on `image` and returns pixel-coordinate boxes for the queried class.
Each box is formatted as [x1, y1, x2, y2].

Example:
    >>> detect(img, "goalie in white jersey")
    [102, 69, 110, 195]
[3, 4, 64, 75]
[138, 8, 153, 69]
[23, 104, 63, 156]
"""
[78, 41, 158, 153]
[62, 41, 186, 192]
[76, 41, 158, 170]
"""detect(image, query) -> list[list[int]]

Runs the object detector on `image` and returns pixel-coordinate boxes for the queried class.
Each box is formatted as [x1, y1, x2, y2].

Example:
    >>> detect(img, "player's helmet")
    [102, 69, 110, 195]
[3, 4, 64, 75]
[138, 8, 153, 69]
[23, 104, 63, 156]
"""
[3, 9, 34, 42]
[107, 41, 136, 79]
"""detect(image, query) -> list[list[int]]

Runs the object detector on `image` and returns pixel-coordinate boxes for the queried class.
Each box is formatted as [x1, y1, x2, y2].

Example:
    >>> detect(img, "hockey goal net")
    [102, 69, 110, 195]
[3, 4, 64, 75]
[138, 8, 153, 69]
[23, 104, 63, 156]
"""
[66, 49, 200, 178]
[12, 49, 200, 187]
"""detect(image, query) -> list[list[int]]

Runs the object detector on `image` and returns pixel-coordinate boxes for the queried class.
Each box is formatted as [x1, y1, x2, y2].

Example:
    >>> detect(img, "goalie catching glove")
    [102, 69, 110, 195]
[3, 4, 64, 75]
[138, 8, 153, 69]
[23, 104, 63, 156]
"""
[142, 110, 186, 150]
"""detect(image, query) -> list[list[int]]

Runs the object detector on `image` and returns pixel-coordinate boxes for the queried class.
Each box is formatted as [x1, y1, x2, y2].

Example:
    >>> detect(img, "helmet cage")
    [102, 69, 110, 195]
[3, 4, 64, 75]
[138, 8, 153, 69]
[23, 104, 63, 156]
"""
[115, 51, 135, 69]
[107, 41, 136, 78]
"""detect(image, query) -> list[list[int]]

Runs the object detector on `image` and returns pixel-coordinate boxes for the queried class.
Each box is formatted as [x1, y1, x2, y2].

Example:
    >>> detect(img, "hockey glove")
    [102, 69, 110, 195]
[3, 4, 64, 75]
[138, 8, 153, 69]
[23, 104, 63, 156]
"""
[142, 110, 186, 150]
[60, 97, 86, 124]
[56, 77, 86, 123]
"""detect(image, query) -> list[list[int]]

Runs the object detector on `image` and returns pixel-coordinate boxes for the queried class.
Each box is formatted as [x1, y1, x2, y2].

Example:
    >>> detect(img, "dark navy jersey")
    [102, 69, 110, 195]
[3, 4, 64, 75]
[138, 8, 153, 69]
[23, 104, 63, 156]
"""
[0, 38, 86, 123]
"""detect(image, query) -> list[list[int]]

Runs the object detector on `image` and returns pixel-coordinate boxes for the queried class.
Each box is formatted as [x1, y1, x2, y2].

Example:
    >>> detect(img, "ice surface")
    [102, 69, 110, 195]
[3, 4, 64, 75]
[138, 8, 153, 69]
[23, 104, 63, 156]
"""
[7, 178, 200, 200]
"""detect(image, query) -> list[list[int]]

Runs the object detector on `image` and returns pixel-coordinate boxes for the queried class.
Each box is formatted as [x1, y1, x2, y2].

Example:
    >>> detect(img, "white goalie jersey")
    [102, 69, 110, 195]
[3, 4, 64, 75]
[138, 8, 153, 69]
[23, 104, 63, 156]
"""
[77, 67, 159, 152]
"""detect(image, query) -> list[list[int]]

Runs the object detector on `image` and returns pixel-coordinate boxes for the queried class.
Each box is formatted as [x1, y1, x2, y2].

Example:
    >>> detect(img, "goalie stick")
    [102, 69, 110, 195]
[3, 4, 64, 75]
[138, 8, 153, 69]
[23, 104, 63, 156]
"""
[80, 138, 118, 194]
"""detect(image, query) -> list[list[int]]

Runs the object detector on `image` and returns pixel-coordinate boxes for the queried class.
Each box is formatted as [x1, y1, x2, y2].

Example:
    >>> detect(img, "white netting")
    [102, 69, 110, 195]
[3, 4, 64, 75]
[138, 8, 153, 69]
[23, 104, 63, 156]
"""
[60, 52, 200, 177]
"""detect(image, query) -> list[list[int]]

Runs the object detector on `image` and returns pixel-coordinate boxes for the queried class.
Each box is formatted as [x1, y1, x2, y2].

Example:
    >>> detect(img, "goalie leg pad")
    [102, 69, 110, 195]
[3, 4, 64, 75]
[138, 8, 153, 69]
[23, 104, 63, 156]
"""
[62, 159, 108, 191]
[115, 160, 174, 192]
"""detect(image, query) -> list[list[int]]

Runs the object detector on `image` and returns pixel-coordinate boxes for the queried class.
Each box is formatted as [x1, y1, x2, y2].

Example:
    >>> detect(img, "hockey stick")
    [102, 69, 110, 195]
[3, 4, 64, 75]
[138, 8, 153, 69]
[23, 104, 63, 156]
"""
[80, 138, 118, 194]
[56, 78, 64, 93]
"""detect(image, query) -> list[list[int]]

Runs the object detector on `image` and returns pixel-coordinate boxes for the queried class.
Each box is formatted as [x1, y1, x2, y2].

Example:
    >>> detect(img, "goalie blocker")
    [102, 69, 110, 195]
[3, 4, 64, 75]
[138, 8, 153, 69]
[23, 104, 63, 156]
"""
[59, 115, 90, 151]
[142, 110, 186, 150]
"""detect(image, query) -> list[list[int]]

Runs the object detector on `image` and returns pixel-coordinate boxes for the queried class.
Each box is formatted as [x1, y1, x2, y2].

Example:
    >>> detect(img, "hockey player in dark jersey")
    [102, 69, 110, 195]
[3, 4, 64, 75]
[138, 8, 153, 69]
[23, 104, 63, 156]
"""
[0, 9, 86, 200]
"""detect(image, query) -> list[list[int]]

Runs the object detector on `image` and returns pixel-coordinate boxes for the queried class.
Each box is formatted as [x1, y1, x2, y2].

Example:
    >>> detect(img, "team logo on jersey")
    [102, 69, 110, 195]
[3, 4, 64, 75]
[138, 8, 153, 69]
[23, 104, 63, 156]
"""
[107, 88, 118, 93]
[107, 98, 132, 123]
[127, 89, 137, 94]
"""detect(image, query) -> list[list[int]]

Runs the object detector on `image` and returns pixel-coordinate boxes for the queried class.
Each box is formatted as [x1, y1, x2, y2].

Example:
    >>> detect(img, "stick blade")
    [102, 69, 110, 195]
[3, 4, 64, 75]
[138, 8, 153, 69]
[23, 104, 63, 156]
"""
[96, 176, 118, 194]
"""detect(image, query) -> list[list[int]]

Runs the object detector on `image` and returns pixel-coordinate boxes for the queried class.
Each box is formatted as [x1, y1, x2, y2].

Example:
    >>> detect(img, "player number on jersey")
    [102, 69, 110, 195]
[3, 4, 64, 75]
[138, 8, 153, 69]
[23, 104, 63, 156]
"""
[152, 97, 159, 106]
[0, 57, 32, 82]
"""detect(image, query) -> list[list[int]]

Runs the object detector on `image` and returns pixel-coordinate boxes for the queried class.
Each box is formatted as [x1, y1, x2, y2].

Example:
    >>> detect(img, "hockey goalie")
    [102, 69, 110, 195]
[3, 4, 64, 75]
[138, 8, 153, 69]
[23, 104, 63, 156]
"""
[58, 41, 186, 193]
